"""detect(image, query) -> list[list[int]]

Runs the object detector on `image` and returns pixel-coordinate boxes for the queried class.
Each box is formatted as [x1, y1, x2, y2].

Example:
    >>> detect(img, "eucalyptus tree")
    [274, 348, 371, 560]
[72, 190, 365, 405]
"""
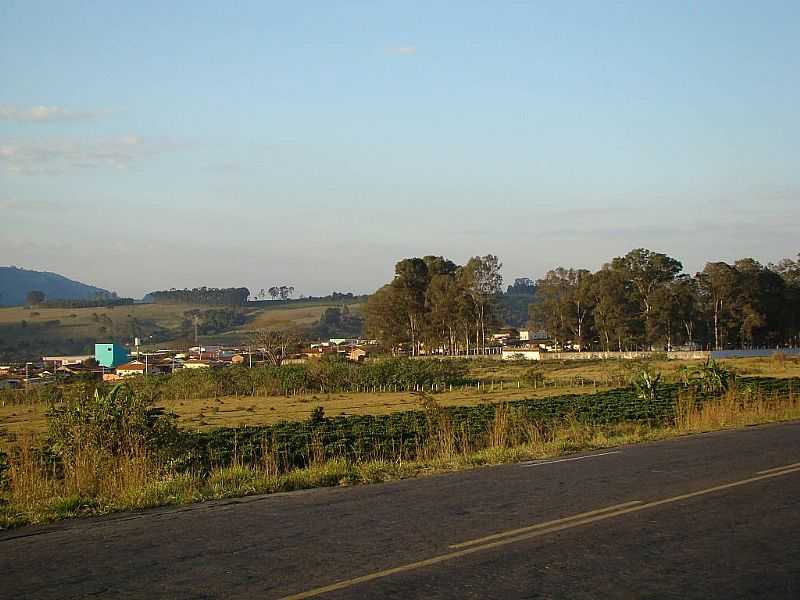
[530, 268, 591, 350]
[771, 254, 800, 345]
[697, 262, 738, 350]
[583, 267, 637, 351]
[461, 255, 503, 353]
[610, 248, 683, 347]
[364, 285, 408, 353]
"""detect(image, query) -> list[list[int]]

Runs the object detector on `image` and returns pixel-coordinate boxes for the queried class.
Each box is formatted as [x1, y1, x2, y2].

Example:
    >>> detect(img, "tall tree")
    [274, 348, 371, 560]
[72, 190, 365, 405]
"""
[364, 285, 408, 352]
[530, 268, 590, 350]
[391, 258, 430, 355]
[583, 268, 637, 351]
[461, 255, 503, 353]
[697, 262, 738, 350]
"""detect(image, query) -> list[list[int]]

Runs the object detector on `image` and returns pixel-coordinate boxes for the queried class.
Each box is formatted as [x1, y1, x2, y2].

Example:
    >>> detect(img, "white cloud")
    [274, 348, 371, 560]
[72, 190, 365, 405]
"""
[386, 46, 417, 56]
[0, 136, 184, 174]
[0, 105, 108, 123]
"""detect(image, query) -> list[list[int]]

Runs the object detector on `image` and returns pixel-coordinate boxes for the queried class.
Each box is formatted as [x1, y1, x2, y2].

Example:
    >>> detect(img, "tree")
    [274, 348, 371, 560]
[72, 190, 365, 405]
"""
[461, 255, 503, 353]
[268, 287, 280, 301]
[697, 262, 737, 350]
[771, 254, 800, 345]
[392, 258, 430, 355]
[250, 329, 299, 365]
[530, 268, 592, 351]
[610, 249, 683, 347]
[425, 272, 462, 354]
[25, 290, 45, 306]
[584, 268, 637, 351]
[364, 284, 409, 353]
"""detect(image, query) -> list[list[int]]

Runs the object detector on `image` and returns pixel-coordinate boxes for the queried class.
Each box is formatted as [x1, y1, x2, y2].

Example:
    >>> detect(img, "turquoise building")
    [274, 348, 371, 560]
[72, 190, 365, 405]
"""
[95, 343, 130, 368]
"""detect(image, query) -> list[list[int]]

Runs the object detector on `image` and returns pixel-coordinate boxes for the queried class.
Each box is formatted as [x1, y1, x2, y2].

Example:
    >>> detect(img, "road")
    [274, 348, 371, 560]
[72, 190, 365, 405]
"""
[2, 422, 800, 599]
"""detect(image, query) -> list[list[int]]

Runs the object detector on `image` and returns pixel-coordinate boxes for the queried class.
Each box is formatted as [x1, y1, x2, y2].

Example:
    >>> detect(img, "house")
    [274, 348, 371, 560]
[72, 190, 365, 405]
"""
[347, 347, 376, 362]
[95, 343, 130, 368]
[182, 359, 214, 369]
[519, 330, 549, 342]
[114, 361, 149, 377]
[42, 354, 94, 368]
[114, 360, 169, 377]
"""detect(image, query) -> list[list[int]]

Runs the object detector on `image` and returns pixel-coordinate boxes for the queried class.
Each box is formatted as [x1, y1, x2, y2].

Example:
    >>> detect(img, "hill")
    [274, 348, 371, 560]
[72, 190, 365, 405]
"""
[0, 298, 364, 361]
[0, 267, 110, 307]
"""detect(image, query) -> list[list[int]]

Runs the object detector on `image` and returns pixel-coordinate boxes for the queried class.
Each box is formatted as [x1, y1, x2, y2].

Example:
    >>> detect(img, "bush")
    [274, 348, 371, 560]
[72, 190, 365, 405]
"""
[46, 383, 180, 462]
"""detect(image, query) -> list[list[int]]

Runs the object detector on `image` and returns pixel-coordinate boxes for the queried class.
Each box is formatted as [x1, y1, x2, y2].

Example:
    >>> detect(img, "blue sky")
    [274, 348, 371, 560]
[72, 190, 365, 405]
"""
[1, 1, 798, 298]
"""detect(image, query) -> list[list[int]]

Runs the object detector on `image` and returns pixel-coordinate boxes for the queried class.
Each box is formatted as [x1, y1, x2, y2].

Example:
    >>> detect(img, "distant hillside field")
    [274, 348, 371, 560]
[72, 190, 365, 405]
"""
[0, 267, 110, 307]
[0, 299, 363, 360]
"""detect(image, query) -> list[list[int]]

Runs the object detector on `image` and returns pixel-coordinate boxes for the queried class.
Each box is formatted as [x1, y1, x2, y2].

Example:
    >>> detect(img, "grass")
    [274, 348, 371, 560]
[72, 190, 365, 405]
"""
[3, 385, 800, 530]
[3, 355, 800, 450]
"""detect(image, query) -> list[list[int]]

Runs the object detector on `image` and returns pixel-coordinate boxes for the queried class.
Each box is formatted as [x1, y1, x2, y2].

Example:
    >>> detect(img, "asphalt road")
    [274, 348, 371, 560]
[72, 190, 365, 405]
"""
[2, 422, 800, 599]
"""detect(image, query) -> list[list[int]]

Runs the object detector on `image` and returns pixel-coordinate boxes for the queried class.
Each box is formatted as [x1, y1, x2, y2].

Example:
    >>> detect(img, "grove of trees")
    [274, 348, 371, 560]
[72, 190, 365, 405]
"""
[148, 287, 250, 306]
[364, 255, 504, 355]
[530, 249, 800, 351]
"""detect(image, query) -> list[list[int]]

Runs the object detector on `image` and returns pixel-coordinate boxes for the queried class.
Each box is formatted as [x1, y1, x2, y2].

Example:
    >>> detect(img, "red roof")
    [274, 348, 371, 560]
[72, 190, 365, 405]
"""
[116, 361, 147, 371]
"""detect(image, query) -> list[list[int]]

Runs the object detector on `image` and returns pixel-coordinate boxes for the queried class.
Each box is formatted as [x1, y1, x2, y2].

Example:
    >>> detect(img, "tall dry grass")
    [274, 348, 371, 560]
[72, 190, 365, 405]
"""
[4, 386, 800, 529]
[675, 386, 800, 432]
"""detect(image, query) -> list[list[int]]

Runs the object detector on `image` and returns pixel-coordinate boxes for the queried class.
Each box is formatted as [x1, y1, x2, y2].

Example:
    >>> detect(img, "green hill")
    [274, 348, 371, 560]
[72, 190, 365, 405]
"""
[0, 266, 110, 307]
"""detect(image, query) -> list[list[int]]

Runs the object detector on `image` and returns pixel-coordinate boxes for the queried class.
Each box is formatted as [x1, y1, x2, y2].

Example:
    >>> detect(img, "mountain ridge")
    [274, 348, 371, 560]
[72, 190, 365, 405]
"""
[0, 266, 110, 306]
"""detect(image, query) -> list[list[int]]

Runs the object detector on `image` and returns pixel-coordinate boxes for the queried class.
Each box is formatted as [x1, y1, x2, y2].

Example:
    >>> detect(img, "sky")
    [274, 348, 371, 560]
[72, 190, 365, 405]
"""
[1, 1, 798, 298]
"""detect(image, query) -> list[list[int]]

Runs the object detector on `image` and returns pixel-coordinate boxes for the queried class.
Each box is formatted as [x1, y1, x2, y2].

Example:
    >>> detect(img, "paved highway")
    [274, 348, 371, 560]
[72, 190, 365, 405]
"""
[2, 422, 800, 599]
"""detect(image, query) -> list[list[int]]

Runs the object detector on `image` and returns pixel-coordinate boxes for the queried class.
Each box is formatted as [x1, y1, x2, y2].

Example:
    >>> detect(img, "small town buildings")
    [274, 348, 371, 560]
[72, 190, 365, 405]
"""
[42, 354, 94, 367]
[114, 360, 170, 376]
[182, 359, 214, 369]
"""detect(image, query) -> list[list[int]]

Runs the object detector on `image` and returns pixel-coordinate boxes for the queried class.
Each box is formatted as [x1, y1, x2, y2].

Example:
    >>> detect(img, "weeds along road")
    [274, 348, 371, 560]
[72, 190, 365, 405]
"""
[3, 422, 800, 599]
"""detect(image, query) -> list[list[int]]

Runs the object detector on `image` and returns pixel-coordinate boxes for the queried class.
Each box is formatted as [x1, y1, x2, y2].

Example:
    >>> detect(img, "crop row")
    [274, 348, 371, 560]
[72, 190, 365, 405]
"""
[0, 358, 473, 406]
[179, 377, 800, 472]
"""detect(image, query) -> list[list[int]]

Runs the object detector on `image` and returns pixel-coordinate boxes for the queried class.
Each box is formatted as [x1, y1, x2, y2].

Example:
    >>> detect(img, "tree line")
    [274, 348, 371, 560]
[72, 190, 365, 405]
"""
[147, 287, 251, 306]
[531, 248, 800, 351]
[364, 255, 504, 355]
[256, 285, 295, 301]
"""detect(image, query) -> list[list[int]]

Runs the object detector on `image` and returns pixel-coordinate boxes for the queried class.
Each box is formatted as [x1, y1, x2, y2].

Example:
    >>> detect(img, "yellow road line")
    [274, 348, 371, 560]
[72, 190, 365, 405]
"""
[448, 500, 643, 549]
[278, 465, 800, 600]
[757, 461, 800, 475]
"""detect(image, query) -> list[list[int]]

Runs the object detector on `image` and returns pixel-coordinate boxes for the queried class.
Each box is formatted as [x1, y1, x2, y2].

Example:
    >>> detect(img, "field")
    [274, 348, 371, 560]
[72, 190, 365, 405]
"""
[3, 355, 799, 451]
[0, 299, 361, 360]
[3, 357, 800, 528]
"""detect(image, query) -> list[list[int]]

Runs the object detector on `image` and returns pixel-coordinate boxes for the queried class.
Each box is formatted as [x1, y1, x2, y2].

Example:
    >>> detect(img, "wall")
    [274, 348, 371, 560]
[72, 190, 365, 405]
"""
[502, 350, 713, 362]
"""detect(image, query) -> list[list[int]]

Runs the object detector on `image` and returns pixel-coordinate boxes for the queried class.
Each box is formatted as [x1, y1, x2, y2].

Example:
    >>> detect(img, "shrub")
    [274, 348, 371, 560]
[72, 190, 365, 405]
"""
[46, 383, 180, 462]
[681, 359, 734, 394]
[632, 368, 661, 402]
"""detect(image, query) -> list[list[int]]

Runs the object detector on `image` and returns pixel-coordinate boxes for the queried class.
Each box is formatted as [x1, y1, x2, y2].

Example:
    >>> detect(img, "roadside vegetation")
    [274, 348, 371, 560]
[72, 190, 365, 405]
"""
[2, 357, 799, 530]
